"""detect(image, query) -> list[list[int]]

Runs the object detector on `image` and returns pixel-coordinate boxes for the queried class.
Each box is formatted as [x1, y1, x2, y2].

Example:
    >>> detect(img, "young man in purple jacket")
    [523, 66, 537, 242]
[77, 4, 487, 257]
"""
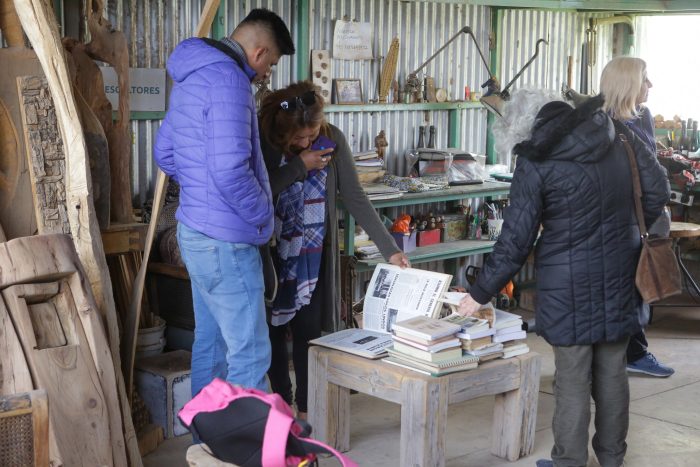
[154, 9, 294, 397]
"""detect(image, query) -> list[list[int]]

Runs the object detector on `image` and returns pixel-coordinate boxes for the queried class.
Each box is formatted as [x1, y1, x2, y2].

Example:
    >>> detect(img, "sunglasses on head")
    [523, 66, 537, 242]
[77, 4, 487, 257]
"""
[280, 90, 317, 111]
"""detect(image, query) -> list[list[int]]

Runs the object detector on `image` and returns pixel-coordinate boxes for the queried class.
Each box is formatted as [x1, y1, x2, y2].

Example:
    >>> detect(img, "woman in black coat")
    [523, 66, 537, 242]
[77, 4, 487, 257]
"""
[458, 89, 669, 467]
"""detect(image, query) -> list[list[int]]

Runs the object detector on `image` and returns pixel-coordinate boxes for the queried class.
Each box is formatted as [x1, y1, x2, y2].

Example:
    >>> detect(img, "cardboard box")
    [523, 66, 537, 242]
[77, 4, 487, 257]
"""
[135, 350, 192, 438]
[441, 214, 467, 242]
[391, 231, 417, 253]
[417, 229, 441, 247]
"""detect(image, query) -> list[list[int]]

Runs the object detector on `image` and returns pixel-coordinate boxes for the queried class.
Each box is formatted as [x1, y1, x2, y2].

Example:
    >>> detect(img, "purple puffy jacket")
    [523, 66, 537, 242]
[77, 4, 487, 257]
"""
[154, 38, 273, 245]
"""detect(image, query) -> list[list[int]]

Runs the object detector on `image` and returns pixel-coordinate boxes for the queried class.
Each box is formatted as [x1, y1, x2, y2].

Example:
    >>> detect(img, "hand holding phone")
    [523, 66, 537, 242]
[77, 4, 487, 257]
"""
[302, 135, 336, 171]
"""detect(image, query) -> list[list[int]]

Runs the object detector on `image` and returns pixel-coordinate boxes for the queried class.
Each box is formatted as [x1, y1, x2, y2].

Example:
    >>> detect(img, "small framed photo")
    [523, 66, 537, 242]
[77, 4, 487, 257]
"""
[334, 79, 363, 104]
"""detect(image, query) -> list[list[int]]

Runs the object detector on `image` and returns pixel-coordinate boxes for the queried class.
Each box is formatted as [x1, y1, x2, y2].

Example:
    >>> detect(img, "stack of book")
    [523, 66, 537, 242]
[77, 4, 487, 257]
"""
[362, 182, 404, 201]
[441, 313, 503, 361]
[353, 151, 385, 184]
[383, 316, 478, 376]
[493, 309, 530, 358]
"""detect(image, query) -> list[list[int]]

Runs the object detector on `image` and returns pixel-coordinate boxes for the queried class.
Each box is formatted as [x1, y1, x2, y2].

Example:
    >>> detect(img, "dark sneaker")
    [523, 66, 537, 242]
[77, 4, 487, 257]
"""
[536, 460, 554, 467]
[627, 353, 675, 377]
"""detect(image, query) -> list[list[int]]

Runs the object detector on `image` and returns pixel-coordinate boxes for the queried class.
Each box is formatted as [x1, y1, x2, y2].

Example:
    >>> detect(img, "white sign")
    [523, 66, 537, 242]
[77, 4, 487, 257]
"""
[333, 20, 373, 60]
[100, 67, 166, 112]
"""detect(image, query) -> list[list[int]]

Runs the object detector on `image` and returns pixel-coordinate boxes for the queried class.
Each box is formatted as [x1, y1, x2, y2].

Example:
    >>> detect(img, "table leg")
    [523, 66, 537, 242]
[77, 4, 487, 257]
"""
[676, 243, 700, 298]
[400, 377, 448, 467]
[308, 348, 351, 451]
[491, 354, 541, 461]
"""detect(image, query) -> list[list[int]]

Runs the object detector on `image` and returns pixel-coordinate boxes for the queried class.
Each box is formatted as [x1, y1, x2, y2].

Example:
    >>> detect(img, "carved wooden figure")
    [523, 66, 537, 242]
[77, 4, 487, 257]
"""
[85, 0, 132, 224]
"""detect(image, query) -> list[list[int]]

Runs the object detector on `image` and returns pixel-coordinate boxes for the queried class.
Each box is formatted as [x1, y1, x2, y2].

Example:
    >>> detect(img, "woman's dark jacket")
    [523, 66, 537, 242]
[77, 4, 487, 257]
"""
[260, 124, 400, 332]
[469, 96, 670, 346]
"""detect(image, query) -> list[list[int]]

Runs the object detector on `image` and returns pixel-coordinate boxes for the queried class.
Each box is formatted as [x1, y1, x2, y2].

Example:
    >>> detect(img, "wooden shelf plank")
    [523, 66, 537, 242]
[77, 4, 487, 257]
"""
[355, 239, 495, 271]
[324, 101, 484, 113]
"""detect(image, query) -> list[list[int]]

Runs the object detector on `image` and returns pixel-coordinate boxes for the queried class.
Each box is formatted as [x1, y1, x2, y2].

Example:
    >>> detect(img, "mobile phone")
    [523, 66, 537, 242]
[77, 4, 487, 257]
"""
[310, 135, 337, 152]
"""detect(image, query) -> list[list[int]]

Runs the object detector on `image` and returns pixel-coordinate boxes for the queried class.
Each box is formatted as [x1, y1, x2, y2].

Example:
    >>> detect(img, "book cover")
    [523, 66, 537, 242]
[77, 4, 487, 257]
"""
[494, 308, 523, 330]
[456, 327, 495, 340]
[440, 313, 490, 333]
[392, 330, 457, 346]
[391, 316, 461, 341]
[495, 323, 524, 336]
[459, 335, 493, 351]
[391, 342, 463, 363]
[309, 328, 394, 359]
[492, 330, 527, 343]
[386, 348, 478, 370]
[383, 356, 478, 376]
[392, 334, 460, 352]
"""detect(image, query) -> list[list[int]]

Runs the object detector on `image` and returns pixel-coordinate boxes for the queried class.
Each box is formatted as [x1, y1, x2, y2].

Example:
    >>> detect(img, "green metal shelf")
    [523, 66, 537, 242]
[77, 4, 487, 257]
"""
[341, 180, 511, 263]
[355, 239, 495, 272]
[324, 101, 484, 113]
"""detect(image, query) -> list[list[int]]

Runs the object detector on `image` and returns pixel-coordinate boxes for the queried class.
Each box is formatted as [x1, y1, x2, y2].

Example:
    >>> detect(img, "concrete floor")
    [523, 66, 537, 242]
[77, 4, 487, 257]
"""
[144, 305, 700, 466]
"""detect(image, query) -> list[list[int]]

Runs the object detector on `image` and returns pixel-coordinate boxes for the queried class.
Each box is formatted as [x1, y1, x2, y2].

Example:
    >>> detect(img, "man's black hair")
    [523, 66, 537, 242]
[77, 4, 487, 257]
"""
[239, 8, 295, 56]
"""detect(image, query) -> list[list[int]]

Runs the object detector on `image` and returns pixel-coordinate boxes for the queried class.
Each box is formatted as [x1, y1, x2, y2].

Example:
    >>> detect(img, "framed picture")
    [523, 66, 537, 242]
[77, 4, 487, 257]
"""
[334, 79, 363, 104]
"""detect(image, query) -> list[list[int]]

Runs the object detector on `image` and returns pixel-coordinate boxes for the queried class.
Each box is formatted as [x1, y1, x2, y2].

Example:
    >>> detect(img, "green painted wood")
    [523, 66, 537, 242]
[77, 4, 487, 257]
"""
[324, 102, 484, 113]
[355, 239, 496, 272]
[427, 0, 700, 12]
[296, 0, 310, 81]
[113, 111, 166, 121]
[340, 181, 510, 263]
[448, 108, 462, 148]
[486, 8, 503, 165]
[212, 1, 226, 40]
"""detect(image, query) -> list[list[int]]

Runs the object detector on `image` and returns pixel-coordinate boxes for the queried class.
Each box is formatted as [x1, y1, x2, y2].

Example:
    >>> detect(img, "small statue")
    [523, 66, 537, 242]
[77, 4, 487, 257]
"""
[392, 80, 400, 104]
[255, 78, 272, 108]
[375, 130, 388, 160]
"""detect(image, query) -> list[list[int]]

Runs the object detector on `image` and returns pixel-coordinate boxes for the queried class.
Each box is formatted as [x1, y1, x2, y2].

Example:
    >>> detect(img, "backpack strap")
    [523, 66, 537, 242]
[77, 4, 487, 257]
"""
[261, 407, 294, 466]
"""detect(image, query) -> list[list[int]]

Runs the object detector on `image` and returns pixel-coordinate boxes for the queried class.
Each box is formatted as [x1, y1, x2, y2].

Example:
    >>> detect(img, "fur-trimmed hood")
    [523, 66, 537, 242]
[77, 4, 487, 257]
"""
[514, 94, 615, 163]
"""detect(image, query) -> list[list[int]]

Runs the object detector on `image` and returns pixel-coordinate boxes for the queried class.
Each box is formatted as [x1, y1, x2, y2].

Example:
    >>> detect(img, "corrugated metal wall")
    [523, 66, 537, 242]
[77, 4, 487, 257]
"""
[310, 0, 492, 176]
[102, 0, 294, 207]
[495, 8, 614, 164]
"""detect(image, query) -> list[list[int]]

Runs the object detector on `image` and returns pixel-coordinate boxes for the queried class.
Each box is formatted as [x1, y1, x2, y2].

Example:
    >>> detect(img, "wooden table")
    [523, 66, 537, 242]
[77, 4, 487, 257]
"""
[670, 222, 700, 298]
[308, 346, 541, 466]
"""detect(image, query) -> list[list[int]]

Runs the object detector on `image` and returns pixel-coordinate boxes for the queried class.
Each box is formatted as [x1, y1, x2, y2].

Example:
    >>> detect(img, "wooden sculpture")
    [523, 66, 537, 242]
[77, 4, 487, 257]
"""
[379, 38, 399, 104]
[85, 0, 132, 224]
[0, 0, 41, 240]
[11, 1, 141, 464]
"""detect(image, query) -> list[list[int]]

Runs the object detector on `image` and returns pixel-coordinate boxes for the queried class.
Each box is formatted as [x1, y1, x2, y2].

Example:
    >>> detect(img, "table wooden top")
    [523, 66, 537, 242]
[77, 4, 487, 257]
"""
[669, 222, 700, 238]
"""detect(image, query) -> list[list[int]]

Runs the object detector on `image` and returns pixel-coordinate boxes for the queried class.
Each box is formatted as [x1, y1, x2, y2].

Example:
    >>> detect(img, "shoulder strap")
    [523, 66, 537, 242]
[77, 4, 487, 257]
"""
[619, 133, 648, 237]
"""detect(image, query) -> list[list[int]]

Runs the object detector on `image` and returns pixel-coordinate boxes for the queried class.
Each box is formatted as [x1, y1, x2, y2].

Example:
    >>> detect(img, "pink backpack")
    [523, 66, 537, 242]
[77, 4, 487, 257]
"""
[179, 378, 357, 467]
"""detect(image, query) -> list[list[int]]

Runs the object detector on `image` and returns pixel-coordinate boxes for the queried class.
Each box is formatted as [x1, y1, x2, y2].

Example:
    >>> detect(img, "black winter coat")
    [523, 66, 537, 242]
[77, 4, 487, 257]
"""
[470, 98, 670, 346]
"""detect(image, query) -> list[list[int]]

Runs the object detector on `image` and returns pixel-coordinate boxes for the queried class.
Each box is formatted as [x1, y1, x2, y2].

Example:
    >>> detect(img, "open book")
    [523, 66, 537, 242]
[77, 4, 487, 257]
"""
[310, 264, 451, 358]
[362, 264, 452, 333]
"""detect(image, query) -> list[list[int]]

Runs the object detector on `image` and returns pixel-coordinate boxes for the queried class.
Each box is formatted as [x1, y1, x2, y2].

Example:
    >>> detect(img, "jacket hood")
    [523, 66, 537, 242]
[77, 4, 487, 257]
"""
[514, 94, 615, 163]
[166, 38, 252, 83]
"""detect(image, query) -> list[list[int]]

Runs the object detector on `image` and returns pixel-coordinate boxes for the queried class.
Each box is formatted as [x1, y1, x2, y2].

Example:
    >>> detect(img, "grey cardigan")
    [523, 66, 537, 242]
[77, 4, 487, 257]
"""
[261, 124, 400, 332]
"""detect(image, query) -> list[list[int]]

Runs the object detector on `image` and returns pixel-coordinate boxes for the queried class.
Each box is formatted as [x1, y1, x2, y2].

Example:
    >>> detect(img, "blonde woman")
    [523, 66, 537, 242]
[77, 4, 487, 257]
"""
[601, 56, 674, 378]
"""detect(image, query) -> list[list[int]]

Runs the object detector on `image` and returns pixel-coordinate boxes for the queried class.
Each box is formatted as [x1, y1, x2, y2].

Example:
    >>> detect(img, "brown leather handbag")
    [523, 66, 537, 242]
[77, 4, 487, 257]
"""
[620, 133, 682, 303]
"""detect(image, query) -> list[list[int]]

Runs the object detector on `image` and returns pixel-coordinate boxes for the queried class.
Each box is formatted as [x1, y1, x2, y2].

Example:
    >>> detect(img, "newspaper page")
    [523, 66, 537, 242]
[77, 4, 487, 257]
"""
[362, 264, 452, 333]
[309, 328, 394, 359]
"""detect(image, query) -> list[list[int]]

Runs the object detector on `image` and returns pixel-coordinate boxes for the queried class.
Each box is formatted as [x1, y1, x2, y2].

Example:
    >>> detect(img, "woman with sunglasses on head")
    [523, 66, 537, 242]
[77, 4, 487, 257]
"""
[258, 81, 410, 419]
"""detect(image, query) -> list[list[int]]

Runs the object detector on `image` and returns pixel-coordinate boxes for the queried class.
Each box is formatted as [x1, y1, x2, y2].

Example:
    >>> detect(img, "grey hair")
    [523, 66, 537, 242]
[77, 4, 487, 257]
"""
[493, 87, 563, 160]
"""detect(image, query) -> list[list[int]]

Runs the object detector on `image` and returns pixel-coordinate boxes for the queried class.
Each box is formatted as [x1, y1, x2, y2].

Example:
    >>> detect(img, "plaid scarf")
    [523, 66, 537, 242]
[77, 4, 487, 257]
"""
[270, 160, 327, 326]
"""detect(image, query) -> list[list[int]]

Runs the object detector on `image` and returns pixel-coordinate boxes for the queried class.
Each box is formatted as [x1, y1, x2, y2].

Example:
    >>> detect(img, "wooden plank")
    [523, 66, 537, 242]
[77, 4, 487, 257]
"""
[307, 347, 351, 451]
[85, 0, 131, 224]
[3, 281, 120, 466]
[30, 389, 49, 467]
[400, 378, 448, 467]
[491, 354, 542, 461]
[11, 2, 142, 465]
[123, 0, 221, 402]
[17, 75, 71, 235]
[101, 222, 148, 255]
[0, 298, 33, 396]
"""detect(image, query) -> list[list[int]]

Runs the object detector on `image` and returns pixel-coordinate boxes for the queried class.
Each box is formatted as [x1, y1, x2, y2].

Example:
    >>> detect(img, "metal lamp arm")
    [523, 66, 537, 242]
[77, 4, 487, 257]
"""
[501, 38, 548, 96]
[410, 26, 493, 78]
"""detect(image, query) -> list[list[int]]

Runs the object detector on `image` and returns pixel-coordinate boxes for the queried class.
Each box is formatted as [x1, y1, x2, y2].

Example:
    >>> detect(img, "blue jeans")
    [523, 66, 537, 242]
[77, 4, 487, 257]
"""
[177, 223, 271, 397]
